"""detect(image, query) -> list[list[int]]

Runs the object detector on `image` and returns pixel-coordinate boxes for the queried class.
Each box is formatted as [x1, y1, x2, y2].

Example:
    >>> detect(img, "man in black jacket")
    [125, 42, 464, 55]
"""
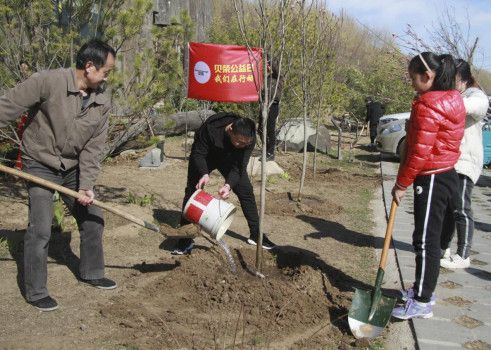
[173, 112, 276, 254]
[365, 97, 385, 146]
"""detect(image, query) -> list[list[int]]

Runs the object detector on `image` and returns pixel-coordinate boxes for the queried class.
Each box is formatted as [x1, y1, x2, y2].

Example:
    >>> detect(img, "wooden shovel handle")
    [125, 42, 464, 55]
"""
[379, 200, 398, 269]
[0, 163, 160, 233]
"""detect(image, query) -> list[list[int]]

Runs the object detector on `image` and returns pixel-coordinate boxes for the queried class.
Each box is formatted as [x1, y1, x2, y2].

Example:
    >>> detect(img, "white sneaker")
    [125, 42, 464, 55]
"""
[441, 248, 451, 259]
[440, 254, 470, 269]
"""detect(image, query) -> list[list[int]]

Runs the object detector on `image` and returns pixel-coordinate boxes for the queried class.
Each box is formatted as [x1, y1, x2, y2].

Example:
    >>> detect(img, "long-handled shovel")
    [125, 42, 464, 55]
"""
[348, 199, 398, 339]
[0, 163, 176, 235]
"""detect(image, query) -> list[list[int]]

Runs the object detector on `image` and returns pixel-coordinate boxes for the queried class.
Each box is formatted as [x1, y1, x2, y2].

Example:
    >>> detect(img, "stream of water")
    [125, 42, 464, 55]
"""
[217, 239, 237, 274]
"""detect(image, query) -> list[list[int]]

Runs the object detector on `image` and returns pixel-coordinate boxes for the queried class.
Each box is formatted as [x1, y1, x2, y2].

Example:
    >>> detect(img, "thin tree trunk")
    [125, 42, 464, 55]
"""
[257, 95, 268, 272]
[298, 102, 308, 201]
[313, 114, 320, 179]
[184, 111, 188, 160]
[297, 0, 309, 202]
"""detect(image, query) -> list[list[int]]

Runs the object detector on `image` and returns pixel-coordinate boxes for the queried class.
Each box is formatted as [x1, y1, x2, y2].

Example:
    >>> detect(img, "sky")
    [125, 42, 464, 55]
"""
[325, 0, 491, 70]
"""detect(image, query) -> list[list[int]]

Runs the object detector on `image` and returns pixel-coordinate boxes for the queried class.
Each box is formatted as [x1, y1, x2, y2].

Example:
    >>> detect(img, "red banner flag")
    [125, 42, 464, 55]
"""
[187, 42, 263, 102]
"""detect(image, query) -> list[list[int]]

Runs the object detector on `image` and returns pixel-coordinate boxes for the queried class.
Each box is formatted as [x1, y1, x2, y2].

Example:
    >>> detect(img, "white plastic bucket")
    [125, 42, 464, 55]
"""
[183, 189, 236, 240]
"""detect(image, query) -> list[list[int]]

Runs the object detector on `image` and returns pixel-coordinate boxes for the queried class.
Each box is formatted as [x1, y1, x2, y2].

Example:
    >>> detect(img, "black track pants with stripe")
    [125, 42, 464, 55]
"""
[412, 169, 458, 303]
[440, 174, 475, 259]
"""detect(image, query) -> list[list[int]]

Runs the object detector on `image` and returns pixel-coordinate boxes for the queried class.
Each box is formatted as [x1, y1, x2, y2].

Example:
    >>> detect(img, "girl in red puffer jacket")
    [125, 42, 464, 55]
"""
[391, 52, 466, 320]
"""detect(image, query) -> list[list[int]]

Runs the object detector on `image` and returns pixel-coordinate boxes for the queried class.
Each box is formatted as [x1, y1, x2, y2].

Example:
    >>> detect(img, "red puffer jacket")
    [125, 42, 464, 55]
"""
[397, 90, 465, 188]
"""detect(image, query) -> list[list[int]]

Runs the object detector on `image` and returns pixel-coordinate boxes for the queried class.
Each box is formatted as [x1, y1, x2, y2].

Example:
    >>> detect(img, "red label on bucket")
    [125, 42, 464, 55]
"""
[194, 191, 213, 206]
[185, 203, 203, 223]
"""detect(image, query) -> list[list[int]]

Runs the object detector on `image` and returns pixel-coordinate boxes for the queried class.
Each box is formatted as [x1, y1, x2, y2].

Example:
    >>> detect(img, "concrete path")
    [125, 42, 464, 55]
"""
[381, 155, 491, 349]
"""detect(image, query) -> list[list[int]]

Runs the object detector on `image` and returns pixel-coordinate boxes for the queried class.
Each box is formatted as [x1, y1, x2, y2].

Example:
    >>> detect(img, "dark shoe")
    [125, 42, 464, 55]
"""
[247, 234, 276, 250]
[81, 277, 117, 290]
[172, 239, 194, 255]
[259, 153, 275, 162]
[29, 296, 59, 312]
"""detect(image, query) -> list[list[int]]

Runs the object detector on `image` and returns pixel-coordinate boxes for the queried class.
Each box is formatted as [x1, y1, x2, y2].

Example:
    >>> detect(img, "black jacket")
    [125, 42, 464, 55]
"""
[366, 101, 384, 126]
[190, 112, 255, 187]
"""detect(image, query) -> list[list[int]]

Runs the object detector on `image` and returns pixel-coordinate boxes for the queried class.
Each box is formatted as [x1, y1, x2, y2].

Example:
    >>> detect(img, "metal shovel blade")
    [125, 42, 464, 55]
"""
[348, 287, 397, 339]
[348, 200, 399, 339]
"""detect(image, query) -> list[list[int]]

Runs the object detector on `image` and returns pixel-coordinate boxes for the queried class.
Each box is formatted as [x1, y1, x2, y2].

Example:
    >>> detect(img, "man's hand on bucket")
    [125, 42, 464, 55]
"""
[196, 174, 210, 189]
[218, 184, 231, 199]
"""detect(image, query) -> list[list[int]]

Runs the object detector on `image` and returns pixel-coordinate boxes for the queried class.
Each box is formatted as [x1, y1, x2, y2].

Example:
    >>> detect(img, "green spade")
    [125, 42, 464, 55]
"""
[348, 200, 398, 339]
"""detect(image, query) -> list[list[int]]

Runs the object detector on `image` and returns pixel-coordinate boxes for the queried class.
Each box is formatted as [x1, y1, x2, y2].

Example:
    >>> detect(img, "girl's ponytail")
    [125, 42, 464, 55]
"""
[434, 54, 456, 91]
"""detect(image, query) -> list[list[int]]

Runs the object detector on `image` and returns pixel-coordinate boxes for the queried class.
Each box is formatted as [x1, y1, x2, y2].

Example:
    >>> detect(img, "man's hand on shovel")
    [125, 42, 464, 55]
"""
[78, 189, 95, 206]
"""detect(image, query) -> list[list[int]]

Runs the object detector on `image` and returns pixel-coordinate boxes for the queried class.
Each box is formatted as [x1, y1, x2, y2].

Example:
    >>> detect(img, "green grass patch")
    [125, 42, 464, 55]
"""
[127, 192, 156, 207]
[279, 171, 291, 180]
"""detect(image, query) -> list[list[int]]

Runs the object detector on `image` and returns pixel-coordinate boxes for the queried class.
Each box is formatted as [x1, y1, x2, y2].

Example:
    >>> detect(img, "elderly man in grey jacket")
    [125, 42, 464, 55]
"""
[0, 39, 116, 311]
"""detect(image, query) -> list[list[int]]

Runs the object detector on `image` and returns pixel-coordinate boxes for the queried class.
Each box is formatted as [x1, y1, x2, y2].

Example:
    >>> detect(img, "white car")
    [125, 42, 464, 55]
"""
[376, 112, 410, 157]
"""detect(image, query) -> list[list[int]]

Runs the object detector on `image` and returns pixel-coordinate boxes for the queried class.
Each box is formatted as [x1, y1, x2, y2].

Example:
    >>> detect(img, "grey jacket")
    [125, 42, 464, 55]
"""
[0, 68, 111, 190]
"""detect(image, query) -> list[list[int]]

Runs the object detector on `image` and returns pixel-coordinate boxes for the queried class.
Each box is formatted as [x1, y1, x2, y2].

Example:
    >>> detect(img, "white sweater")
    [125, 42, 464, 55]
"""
[454, 87, 489, 183]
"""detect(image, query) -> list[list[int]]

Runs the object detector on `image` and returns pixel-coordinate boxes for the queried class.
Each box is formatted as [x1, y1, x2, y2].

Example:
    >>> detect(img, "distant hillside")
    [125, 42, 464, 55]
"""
[475, 68, 491, 94]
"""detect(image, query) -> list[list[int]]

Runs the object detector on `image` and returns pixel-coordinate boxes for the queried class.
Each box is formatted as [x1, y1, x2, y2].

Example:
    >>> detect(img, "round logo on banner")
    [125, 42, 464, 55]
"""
[194, 61, 211, 84]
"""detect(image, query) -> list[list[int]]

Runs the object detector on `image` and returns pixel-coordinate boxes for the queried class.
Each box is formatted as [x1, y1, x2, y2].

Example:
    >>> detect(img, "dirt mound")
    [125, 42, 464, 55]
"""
[100, 247, 346, 349]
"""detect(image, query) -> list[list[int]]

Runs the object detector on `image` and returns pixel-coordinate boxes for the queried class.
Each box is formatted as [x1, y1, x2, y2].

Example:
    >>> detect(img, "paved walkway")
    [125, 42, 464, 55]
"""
[381, 156, 491, 349]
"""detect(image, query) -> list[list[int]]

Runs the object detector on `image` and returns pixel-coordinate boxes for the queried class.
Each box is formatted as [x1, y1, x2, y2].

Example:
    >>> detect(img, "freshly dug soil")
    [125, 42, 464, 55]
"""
[0, 135, 382, 349]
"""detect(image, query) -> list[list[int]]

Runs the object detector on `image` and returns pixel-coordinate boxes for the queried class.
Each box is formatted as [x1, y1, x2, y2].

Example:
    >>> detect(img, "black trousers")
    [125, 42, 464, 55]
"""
[177, 159, 260, 246]
[412, 169, 458, 303]
[369, 125, 378, 144]
[258, 102, 280, 157]
[440, 174, 475, 259]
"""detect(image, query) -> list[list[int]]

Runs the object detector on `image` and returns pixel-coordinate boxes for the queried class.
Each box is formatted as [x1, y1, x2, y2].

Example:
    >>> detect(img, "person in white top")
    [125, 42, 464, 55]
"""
[440, 59, 490, 269]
